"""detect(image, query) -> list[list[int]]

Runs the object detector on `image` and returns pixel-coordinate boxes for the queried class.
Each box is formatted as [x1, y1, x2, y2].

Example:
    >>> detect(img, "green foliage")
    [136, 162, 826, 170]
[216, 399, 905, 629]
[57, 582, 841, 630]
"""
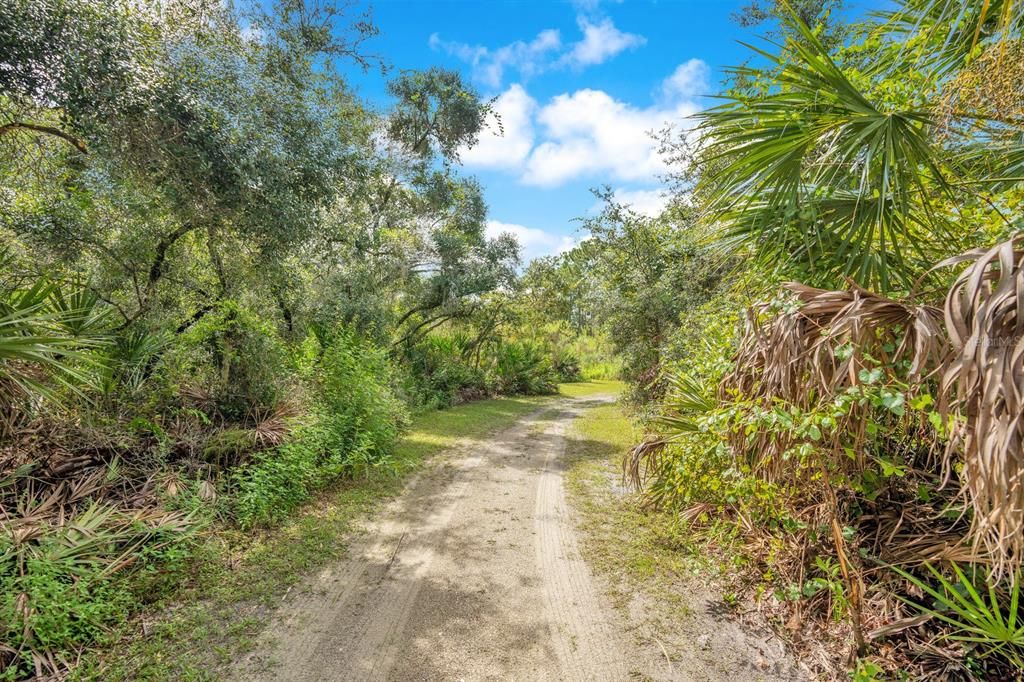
[400, 333, 489, 409]
[1, 559, 132, 681]
[490, 340, 559, 396]
[399, 330, 573, 408]
[646, 438, 788, 525]
[579, 193, 728, 401]
[0, 484, 195, 679]
[0, 268, 111, 436]
[92, 330, 167, 401]
[851, 659, 885, 681]
[164, 302, 289, 420]
[202, 428, 258, 469]
[889, 562, 1024, 668]
[232, 330, 408, 529]
[0, 300, 94, 404]
[548, 346, 582, 383]
[564, 334, 619, 381]
[776, 555, 850, 621]
[694, 2, 1023, 292]
[231, 441, 322, 529]
[386, 67, 492, 163]
[310, 330, 409, 469]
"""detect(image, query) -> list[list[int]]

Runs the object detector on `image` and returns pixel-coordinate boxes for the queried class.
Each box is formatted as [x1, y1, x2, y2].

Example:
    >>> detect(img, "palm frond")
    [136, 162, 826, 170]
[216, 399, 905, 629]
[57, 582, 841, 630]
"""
[939, 235, 1024, 573]
[878, 0, 1024, 78]
[47, 285, 113, 338]
[886, 561, 1024, 667]
[697, 7, 961, 292]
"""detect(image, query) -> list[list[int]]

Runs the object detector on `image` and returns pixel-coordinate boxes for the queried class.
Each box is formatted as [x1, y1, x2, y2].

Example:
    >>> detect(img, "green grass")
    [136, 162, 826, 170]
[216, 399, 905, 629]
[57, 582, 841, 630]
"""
[71, 387, 611, 681]
[557, 379, 625, 399]
[564, 402, 723, 616]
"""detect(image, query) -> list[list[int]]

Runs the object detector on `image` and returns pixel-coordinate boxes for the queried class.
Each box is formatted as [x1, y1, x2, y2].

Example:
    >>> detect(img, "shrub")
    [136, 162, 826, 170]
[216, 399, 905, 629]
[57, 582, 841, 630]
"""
[312, 330, 408, 469]
[400, 334, 489, 409]
[231, 440, 321, 528]
[162, 301, 289, 421]
[549, 346, 582, 383]
[231, 329, 408, 528]
[488, 340, 558, 395]
[889, 562, 1024, 669]
[1, 557, 131, 681]
[0, 485, 195, 680]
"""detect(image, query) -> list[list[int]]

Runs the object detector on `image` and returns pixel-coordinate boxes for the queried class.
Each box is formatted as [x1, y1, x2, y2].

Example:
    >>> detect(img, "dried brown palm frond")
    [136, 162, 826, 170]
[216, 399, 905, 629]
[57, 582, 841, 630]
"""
[940, 235, 1024, 574]
[623, 437, 670, 494]
[860, 497, 976, 567]
[248, 401, 299, 449]
[722, 282, 948, 408]
[628, 283, 950, 493]
[717, 283, 949, 481]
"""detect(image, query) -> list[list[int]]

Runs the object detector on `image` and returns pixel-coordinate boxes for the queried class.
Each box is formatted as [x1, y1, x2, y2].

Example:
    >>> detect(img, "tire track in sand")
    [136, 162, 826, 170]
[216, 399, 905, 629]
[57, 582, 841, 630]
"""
[233, 396, 629, 681]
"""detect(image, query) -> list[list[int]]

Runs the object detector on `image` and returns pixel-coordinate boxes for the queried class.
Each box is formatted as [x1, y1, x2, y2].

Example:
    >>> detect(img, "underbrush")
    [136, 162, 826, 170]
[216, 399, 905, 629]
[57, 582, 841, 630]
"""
[565, 333, 620, 381]
[0, 309, 560, 677]
[0, 315, 579, 679]
[399, 333, 571, 409]
[0, 252, 595, 679]
[68, 392, 556, 681]
[230, 331, 409, 528]
[0, 469, 202, 680]
[627, 284, 1024, 680]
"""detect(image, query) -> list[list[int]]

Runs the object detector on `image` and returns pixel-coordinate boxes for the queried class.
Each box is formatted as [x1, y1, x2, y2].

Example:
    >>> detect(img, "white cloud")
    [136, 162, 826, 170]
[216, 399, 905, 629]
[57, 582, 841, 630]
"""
[461, 84, 537, 169]
[611, 188, 669, 216]
[521, 82, 701, 186]
[461, 61, 707, 188]
[486, 220, 578, 263]
[429, 30, 562, 89]
[430, 15, 643, 88]
[570, 0, 610, 11]
[523, 89, 669, 185]
[660, 58, 710, 101]
[559, 17, 645, 69]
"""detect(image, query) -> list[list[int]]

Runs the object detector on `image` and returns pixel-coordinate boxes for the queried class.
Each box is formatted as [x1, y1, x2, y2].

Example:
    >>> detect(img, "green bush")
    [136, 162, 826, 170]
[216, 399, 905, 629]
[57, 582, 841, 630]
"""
[488, 340, 558, 395]
[0, 498, 195, 680]
[400, 334, 489, 409]
[313, 330, 409, 469]
[1, 559, 131, 680]
[162, 301, 290, 421]
[231, 440, 321, 528]
[549, 346, 582, 383]
[642, 437, 788, 526]
[231, 329, 408, 528]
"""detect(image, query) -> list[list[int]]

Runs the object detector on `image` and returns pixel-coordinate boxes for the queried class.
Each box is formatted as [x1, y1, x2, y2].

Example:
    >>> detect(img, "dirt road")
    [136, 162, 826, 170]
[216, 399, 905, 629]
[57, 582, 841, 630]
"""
[233, 397, 797, 681]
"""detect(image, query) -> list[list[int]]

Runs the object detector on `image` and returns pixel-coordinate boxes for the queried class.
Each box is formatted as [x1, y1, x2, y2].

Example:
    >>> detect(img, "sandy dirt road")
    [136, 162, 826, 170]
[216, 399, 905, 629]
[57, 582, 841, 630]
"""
[232, 396, 798, 681]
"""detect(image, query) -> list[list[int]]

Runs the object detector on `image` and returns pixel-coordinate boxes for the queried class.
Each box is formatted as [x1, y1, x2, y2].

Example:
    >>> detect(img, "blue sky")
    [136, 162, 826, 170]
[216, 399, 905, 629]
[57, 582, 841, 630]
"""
[344, 0, 858, 263]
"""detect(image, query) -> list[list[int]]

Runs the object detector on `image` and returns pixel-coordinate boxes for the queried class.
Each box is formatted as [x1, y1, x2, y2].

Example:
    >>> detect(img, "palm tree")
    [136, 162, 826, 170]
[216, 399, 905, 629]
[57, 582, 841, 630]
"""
[694, 1, 1022, 293]
[0, 254, 107, 436]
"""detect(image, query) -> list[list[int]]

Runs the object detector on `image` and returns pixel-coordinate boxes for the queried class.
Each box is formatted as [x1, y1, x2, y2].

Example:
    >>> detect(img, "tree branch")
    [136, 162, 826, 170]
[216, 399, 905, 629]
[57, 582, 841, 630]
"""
[0, 121, 88, 154]
[392, 313, 451, 347]
[147, 223, 198, 291]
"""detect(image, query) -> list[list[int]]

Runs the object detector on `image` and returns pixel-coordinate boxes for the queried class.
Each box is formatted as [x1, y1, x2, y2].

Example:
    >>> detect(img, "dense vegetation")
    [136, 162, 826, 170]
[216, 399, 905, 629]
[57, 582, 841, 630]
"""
[3, 0, 1024, 679]
[0, 1, 593, 677]
[525, 0, 1024, 678]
